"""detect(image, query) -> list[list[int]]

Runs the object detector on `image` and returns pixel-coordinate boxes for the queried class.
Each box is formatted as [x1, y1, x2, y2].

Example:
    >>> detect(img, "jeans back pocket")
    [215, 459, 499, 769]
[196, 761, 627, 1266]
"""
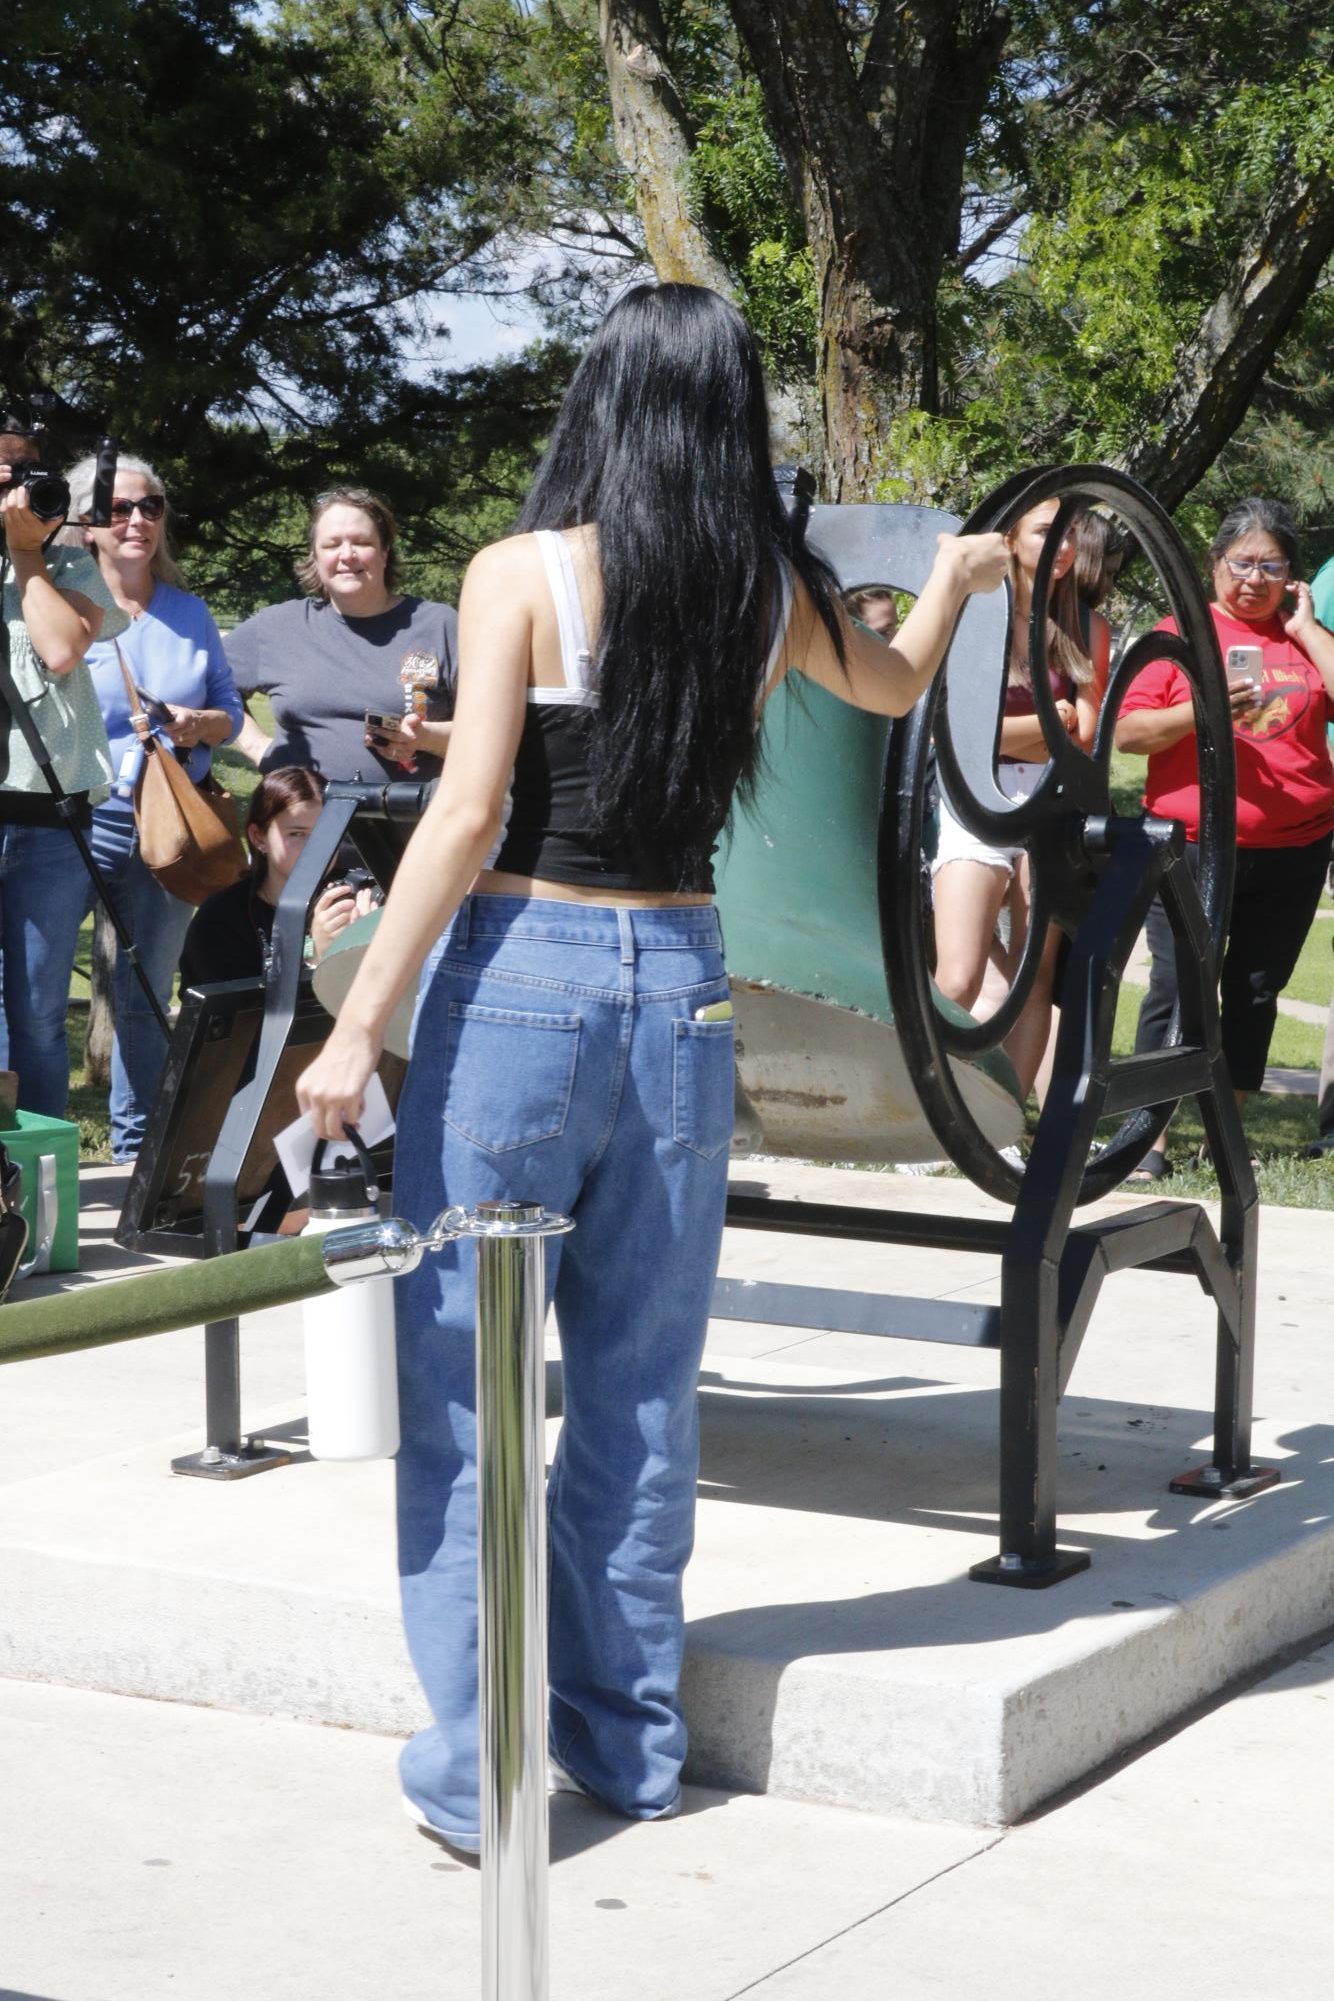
[444, 1003, 581, 1153]
[671, 1016, 736, 1159]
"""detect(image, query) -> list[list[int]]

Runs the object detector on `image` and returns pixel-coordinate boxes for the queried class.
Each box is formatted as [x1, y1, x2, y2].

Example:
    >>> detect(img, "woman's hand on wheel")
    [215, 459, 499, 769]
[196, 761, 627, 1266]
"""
[936, 531, 1010, 596]
[296, 1022, 384, 1143]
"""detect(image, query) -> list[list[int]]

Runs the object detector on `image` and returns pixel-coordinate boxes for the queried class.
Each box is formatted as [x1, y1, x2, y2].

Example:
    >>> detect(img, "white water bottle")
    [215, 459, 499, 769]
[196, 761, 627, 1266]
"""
[301, 1130, 400, 1460]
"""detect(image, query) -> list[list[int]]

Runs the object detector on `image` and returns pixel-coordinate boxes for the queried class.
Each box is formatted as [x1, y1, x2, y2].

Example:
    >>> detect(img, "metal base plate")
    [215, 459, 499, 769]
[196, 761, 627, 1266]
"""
[171, 1440, 293, 1481]
[1168, 1462, 1281, 1500]
[969, 1547, 1092, 1589]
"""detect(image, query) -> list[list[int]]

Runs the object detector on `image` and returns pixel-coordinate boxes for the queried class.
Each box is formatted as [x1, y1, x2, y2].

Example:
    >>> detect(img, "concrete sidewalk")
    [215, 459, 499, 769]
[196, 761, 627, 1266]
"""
[2, 1633, 1331, 2000]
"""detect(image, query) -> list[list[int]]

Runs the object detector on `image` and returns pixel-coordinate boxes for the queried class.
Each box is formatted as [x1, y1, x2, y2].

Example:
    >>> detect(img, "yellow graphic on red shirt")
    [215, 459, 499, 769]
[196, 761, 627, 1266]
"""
[1236, 659, 1310, 742]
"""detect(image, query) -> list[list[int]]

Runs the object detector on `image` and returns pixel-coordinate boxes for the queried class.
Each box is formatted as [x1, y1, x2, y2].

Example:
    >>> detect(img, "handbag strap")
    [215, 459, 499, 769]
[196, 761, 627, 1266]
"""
[116, 642, 153, 748]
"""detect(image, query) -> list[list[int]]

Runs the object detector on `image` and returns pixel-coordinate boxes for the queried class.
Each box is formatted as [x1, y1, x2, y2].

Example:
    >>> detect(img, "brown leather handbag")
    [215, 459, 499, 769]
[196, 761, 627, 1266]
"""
[117, 645, 247, 905]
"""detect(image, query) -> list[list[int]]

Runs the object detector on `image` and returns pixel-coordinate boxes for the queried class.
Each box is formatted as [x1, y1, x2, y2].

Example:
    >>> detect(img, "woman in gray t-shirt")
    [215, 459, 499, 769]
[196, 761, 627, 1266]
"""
[225, 486, 457, 782]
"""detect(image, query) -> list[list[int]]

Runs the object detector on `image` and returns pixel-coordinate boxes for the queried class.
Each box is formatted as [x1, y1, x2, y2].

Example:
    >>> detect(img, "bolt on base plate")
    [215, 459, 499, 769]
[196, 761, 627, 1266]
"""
[970, 1547, 1092, 1588]
[1168, 1462, 1281, 1500]
[171, 1439, 293, 1481]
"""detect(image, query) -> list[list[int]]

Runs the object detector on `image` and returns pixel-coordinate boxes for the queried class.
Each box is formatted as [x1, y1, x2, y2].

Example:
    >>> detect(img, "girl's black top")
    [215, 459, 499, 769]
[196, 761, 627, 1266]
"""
[179, 876, 276, 991]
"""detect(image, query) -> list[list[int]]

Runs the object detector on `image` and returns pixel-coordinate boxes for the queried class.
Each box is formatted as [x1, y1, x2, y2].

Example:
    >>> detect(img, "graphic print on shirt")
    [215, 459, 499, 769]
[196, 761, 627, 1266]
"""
[1238, 659, 1312, 743]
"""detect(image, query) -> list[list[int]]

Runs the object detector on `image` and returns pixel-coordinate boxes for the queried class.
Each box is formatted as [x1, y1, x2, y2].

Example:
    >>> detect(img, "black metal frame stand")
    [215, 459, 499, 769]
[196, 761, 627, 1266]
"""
[715, 465, 1276, 1585]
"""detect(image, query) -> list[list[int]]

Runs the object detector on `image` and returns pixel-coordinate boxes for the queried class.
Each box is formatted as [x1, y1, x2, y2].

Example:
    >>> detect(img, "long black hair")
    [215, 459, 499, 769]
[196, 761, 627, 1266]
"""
[516, 283, 843, 878]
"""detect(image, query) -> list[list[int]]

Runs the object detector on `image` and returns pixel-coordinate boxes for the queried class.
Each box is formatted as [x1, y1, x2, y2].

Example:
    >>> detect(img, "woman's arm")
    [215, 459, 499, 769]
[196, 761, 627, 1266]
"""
[234, 703, 275, 767]
[297, 537, 533, 1140]
[996, 706, 1078, 761]
[163, 704, 235, 750]
[1074, 610, 1111, 752]
[1286, 581, 1334, 703]
[1114, 702, 1197, 754]
[362, 712, 453, 767]
[2, 489, 103, 673]
[1116, 676, 1259, 754]
[780, 533, 1010, 718]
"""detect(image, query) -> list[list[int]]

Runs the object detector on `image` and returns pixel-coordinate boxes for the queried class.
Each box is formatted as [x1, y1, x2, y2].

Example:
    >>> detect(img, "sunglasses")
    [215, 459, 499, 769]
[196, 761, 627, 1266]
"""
[108, 495, 166, 523]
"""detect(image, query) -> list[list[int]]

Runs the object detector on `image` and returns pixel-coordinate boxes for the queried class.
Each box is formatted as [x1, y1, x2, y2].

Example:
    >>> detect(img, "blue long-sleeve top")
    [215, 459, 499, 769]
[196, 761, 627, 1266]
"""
[84, 580, 245, 806]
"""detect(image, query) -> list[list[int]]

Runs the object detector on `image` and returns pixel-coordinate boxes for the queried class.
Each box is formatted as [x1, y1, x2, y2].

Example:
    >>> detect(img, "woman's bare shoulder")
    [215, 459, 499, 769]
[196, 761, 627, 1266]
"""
[463, 533, 545, 593]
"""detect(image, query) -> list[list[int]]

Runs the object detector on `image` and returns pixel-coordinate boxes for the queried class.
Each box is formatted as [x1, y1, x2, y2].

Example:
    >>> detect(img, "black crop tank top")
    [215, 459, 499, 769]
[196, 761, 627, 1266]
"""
[491, 531, 793, 893]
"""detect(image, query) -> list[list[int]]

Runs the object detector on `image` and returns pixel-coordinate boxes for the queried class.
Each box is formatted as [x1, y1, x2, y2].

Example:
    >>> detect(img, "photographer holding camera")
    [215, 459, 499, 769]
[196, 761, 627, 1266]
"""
[0, 408, 126, 1118]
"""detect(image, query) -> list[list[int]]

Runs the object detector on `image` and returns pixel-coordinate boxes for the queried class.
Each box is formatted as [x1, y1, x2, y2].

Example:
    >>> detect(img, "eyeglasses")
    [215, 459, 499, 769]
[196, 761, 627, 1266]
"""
[109, 495, 166, 523]
[1223, 555, 1288, 580]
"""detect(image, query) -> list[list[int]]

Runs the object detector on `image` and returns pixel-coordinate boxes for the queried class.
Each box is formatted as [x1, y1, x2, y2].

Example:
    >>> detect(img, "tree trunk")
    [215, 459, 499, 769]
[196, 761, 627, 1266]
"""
[83, 905, 116, 1090]
[1121, 163, 1334, 511]
[726, 0, 1007, 499]
[599, 0, 736, 293]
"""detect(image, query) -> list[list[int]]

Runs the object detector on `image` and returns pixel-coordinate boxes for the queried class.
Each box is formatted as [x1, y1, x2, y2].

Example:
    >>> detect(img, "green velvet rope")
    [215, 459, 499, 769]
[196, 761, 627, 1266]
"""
[0, 1233, 334, 1366]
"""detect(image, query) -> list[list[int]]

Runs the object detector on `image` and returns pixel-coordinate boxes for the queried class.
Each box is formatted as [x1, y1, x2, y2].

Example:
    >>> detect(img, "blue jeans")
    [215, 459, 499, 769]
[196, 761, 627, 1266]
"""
[392, 894, 734, 1848]
[0, 806, 190, 1158]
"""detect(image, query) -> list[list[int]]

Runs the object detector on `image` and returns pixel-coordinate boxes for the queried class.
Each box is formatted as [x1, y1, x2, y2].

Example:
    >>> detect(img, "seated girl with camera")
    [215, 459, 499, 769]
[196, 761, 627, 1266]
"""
[178, 767, 377, 990]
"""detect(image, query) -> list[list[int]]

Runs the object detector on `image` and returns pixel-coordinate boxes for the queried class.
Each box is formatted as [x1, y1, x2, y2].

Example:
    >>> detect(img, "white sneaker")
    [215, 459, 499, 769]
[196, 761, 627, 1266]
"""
[402, 1794, 480, 1862]
[548, 1758, 588, 1797]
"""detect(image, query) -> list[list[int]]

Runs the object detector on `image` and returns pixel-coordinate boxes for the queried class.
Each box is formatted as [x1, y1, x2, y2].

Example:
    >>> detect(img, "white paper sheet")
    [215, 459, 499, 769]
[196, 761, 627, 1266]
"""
[273, 1071, 396, 1199]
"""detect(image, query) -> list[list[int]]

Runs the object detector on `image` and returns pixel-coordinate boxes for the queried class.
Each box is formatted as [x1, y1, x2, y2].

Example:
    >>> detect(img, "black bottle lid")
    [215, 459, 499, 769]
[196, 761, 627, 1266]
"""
[309, 1128, 380, 1214]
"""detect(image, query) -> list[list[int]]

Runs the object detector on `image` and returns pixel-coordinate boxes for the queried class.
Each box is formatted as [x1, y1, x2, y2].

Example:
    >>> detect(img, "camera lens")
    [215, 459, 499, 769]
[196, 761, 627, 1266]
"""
[19, 466, 71, 523]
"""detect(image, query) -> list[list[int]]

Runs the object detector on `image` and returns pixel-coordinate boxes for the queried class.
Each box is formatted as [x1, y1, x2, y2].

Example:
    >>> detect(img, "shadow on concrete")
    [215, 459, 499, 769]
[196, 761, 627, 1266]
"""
[694, 1373, 1334, 1540]
[546, 1782, 744, 1865]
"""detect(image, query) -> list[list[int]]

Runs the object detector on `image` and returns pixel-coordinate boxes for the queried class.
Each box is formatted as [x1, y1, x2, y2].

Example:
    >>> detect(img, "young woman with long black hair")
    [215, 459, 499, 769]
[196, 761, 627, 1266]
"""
[297, 283, 1008, 1856]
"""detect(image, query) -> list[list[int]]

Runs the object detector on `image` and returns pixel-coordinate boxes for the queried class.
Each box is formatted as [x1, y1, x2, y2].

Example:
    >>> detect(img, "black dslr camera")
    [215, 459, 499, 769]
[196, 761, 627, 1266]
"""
[1, 400, 114, 525]
[4, 460, 71, 523]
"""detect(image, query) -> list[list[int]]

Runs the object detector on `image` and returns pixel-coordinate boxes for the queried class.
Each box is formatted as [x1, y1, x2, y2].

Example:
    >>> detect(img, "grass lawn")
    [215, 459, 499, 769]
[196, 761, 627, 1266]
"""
[1269, 912, 1334, 1010]
[1101, 980, 1332, 1210]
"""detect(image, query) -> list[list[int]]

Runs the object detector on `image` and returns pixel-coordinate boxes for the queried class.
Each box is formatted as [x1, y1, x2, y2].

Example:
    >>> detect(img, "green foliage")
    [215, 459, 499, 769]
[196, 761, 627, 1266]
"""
[950, 28, 1334, 513]
[3, 0, 1330, 581]
[689, 75, 815, 377]
[1, 0, 591, 606]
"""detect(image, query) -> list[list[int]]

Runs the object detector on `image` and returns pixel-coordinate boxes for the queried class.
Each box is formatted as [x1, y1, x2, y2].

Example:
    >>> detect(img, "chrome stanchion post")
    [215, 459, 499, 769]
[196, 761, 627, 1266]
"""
[464, 1200, 574, 2001]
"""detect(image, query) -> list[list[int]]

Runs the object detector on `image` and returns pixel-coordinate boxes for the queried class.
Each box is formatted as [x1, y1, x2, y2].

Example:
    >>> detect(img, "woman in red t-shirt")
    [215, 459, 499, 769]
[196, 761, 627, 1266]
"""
[1115, 496, 1334, 1175]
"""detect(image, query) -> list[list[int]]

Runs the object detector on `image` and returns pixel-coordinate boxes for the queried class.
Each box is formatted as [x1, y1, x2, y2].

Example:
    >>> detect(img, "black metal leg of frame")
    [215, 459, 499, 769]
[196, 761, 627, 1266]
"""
[172, 799, 358, 1483]
[1169, 1083, 1278, 1502]
[172, 1316, 292, 1480]
[969, 851, 1153, 1589]
[972, 1258, 1091, 1588]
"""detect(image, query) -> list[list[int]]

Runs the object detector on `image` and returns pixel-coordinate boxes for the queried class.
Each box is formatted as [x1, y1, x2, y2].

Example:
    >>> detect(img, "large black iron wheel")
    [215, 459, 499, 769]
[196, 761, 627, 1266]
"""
[880, 464, 1235, 1206]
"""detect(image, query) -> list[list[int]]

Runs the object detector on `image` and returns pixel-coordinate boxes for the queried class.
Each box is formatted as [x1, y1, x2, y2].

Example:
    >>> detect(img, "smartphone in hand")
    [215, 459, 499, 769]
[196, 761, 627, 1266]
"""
[1224, 645, 1264, 708]
[134, 684, 176, 729]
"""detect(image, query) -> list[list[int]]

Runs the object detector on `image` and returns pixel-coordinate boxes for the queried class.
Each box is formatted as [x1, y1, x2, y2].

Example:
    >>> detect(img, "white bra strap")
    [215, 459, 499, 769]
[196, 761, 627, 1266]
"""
[534, 529, 595, 692]
[761, 559, 795, 694]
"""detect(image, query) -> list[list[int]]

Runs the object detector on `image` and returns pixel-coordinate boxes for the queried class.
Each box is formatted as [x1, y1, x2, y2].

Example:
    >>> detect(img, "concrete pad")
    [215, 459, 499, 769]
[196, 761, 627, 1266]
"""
[0, 1677, 988, 2001]
[750, 1635, 1334, 2000]
[685, 1359, 1334, 1822]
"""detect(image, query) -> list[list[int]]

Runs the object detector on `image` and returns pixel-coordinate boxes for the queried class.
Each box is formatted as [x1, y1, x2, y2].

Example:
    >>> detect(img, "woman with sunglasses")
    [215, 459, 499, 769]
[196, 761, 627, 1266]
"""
[1116, 496, 1334, 1176]
[56, 453, 245, 1162]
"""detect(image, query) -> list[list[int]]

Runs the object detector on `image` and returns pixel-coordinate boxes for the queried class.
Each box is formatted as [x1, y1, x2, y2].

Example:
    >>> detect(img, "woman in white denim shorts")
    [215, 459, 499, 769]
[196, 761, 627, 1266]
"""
[932, 500, 1110, 1098]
